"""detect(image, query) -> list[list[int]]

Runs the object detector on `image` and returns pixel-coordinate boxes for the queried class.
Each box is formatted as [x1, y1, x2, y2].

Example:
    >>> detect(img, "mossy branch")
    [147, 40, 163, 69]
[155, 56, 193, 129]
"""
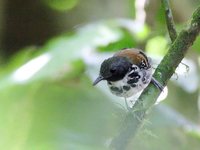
[110, 5, 200, 150]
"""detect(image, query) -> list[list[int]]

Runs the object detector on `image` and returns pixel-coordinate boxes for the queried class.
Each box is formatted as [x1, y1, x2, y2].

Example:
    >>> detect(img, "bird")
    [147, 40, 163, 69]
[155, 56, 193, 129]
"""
[93, 48, 163, 109]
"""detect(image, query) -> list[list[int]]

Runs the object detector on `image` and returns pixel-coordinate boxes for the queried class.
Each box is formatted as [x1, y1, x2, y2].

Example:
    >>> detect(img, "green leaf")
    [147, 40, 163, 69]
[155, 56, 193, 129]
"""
[0, 77, 117, 150]
[43, 0, 79, 11]
[146, 36, 168, 56]
[192, 36, 200, 53]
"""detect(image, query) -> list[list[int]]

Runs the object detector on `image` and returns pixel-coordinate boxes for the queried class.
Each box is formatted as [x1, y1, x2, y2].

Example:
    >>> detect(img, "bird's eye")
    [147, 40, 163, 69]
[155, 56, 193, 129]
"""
[140, 61, 147, 68]
[141, 63, 145, 67]
[110, 68, 116, 73]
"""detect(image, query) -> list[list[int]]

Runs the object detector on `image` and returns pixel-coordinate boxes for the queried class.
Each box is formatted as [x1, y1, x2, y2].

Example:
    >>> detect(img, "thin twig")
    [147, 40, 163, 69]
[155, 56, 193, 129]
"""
[162, 0, 188, 79]
[111, 5, 200, 150]
[162, 0, 177, 42]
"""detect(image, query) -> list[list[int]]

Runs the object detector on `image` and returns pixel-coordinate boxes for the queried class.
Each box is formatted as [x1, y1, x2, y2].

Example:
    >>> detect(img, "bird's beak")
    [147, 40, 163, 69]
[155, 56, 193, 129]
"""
[93, 75, 104, 86]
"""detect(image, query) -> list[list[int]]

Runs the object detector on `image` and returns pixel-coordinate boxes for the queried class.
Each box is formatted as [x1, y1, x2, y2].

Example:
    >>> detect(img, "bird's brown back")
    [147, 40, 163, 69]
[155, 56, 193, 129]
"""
[114, 48, 150, 67]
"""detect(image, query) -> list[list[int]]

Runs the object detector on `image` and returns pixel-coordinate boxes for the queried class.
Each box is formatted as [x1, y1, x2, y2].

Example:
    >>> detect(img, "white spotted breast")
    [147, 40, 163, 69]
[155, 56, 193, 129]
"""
[107, 64, 152, 98]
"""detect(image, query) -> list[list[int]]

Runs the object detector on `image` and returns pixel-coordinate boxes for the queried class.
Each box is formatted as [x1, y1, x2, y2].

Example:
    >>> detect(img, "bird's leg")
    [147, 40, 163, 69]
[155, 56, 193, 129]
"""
[130, 99, 136, 107]
[151, 77, 164, 91]
[124, 97, 131, 111]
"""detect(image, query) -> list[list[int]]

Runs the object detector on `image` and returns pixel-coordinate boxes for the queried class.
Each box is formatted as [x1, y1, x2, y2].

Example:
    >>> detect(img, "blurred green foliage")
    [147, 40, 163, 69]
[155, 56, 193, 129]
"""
[146, 36, 168, 56]
[43, 0, 79, 11]
[192, 36, 200, 53]
[0, 0, 200, 150]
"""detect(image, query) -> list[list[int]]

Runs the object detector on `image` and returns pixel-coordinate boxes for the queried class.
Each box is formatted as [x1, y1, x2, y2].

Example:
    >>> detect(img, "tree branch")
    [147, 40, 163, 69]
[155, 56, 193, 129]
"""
[162, 0, 177, 42]
[110, 5, 200, 150]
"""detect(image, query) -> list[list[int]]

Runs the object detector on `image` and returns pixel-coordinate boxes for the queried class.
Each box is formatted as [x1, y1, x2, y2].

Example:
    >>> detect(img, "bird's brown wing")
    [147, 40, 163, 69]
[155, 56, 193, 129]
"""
[114, 48, 150, 67]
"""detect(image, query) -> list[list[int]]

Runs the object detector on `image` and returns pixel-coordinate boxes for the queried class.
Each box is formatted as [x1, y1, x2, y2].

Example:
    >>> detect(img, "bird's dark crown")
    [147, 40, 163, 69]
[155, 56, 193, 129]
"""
[100, 56, 132, 81]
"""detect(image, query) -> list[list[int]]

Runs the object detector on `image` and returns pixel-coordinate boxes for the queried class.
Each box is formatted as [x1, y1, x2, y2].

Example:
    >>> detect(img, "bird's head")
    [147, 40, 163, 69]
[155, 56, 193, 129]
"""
[93, 56, 132, 85]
